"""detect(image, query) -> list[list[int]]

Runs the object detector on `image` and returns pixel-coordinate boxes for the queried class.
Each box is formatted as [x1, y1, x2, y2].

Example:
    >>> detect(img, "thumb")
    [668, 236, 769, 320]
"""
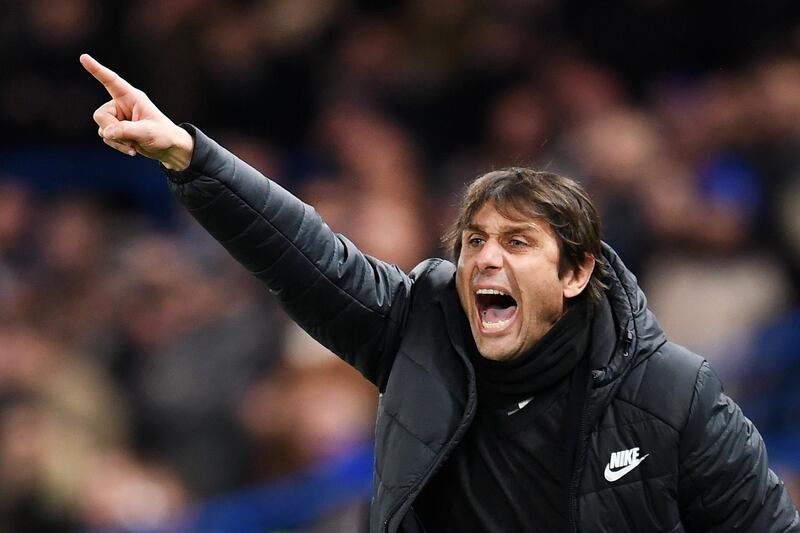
[103, 120, 153, 144]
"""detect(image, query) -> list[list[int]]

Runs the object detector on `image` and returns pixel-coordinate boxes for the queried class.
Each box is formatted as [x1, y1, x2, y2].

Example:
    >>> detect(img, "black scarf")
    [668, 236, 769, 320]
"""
[468, 296, 593, 409]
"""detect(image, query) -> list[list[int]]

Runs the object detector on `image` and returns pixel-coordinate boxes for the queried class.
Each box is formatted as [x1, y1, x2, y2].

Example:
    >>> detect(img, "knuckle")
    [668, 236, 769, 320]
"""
[136, 89, 152, 104]
[105, 139, 128, 153]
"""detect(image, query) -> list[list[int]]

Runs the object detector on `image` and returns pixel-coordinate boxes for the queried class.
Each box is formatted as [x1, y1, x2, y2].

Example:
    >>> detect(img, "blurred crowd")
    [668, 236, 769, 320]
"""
[2, 0, 800, 531]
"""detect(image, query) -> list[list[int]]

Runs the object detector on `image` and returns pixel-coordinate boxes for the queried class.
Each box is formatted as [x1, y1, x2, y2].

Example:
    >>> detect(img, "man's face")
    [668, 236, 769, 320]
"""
[455, 202, 575, 361]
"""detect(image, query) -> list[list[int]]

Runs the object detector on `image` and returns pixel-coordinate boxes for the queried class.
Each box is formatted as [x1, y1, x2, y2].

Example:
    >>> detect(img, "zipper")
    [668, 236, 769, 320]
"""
[567, 385, 591, 533]
[382, 339, 478, 532]
[622, 329, 634, 357]
[381, 392, 477, 532]
[568, 328, 634, 531]
[381, 292, 480, 532]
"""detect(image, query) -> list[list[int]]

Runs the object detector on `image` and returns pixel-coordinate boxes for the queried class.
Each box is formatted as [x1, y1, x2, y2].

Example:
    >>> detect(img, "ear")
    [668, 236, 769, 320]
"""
[562, 253, 595, 299]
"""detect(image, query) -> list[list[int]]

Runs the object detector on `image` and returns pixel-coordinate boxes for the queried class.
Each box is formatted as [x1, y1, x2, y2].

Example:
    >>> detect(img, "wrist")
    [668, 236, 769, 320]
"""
[161, 126, 194, 171]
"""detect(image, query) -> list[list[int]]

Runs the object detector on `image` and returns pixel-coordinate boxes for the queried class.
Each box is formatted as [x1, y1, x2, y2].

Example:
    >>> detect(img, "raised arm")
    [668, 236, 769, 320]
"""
[166, 126, 413, 387]
[81, 55, 413, 388]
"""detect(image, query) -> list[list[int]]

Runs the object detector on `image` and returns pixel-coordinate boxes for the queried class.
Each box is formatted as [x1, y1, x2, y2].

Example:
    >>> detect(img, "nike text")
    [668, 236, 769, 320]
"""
[604, 447, 649, 482]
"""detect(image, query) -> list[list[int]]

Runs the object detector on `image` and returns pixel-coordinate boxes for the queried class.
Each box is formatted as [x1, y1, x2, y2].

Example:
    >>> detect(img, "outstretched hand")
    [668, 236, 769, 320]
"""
[80, 54, 194, 170]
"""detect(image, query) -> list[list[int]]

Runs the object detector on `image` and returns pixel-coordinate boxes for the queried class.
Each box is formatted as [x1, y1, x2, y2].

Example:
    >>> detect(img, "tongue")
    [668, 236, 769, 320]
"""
[483, 304, 516, 323]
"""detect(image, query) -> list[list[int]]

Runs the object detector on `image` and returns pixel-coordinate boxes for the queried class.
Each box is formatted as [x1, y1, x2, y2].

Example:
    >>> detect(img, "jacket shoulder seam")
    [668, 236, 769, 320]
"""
[681, 361, 707, 436]
[419, 257, 444, 275]
[410, 258, 449, 296]
[675, 363, 711, 519]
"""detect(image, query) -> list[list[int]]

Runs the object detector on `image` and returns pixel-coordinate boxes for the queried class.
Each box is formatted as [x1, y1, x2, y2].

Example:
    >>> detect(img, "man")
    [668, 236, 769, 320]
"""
[80, 54, 799, 532]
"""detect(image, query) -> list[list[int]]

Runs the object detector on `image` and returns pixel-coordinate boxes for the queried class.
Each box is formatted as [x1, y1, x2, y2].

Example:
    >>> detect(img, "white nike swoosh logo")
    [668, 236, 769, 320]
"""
[603, 453, 650, 482]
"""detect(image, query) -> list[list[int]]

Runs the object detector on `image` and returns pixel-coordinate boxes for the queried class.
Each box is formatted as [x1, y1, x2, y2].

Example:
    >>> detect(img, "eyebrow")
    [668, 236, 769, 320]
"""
[464, 221, 543, 235]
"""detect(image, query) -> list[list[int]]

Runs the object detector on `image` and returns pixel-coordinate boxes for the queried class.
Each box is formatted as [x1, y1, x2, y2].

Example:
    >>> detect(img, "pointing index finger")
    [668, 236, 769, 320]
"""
[80, 53, 136, 99]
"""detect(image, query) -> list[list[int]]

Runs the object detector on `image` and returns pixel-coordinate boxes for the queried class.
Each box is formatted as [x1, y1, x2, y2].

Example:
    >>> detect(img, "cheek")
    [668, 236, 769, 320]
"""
[456, 253, 478, 287]
[456, 251, 472, 274]
[519, 265, 564, 314]
[455, 263, 471, 311]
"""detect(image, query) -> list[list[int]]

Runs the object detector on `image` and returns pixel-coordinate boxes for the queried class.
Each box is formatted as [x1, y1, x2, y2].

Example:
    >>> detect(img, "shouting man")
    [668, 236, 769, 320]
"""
[81, 54, 799, 532]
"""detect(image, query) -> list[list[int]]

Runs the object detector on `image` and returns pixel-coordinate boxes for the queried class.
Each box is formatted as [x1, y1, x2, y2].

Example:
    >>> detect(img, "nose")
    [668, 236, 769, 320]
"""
[475, 240, 503, 272]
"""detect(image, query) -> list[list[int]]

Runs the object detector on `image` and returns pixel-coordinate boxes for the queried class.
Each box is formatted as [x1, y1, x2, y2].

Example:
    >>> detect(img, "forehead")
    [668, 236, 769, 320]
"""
[466, 202, 550, 234]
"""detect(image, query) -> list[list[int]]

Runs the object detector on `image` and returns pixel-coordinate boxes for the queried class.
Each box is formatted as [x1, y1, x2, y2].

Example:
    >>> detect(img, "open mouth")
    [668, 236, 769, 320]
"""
[475, 289, 518, 331]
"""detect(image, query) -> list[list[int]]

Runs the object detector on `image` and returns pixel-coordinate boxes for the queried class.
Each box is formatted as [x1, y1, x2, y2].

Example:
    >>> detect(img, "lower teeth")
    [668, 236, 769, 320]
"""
[482, 318, 510, 329]
[481, 309, 512, 329]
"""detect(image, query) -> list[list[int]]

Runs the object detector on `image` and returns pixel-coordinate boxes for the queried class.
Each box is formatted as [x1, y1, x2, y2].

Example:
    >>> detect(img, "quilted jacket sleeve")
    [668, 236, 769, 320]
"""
[678, 361, 800, 532]
[165, 125, 413, 389]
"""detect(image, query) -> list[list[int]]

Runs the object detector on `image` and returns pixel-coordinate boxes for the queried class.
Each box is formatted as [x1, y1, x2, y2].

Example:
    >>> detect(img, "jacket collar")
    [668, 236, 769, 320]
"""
[597, 242, 667, 383]
[577, 243, 669, 431]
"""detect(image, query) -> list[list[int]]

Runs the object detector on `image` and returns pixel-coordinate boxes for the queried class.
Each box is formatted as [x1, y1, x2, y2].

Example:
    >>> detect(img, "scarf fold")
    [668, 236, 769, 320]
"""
[468, 297, 593, 408]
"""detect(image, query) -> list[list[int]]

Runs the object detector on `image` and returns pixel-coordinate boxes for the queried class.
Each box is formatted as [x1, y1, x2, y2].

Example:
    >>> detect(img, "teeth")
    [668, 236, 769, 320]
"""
[481, 316, 513, 329]
[475, 288, 508, 296]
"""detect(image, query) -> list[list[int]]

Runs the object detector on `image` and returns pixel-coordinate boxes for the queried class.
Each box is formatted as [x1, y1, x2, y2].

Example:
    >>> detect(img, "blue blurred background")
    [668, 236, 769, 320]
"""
[1, 1, 799, 531]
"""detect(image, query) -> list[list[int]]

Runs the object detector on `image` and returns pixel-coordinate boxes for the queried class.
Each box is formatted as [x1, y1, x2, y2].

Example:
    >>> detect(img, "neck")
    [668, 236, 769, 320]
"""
[468, 297, 593, 408]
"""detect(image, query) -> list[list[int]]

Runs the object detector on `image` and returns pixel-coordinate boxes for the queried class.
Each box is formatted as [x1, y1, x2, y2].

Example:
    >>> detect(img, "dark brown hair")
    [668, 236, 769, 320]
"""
[444, 168, 608, 304]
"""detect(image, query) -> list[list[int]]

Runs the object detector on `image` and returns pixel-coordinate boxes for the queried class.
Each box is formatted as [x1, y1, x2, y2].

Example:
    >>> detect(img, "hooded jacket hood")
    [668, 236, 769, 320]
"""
[594, 242, 667, 385]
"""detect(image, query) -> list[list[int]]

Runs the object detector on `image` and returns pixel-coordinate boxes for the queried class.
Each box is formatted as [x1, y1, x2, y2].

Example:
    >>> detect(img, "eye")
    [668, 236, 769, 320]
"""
[467, 237, 485, 248]
[508, 238, 528, 248]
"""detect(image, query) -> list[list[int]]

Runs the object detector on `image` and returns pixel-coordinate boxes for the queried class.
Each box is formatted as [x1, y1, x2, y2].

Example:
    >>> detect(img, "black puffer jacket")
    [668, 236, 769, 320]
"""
[167, 126, 800, 532]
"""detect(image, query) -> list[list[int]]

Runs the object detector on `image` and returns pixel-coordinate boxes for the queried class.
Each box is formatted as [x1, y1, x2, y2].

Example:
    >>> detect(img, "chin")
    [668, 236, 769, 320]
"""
[475, 339, 520, 361]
